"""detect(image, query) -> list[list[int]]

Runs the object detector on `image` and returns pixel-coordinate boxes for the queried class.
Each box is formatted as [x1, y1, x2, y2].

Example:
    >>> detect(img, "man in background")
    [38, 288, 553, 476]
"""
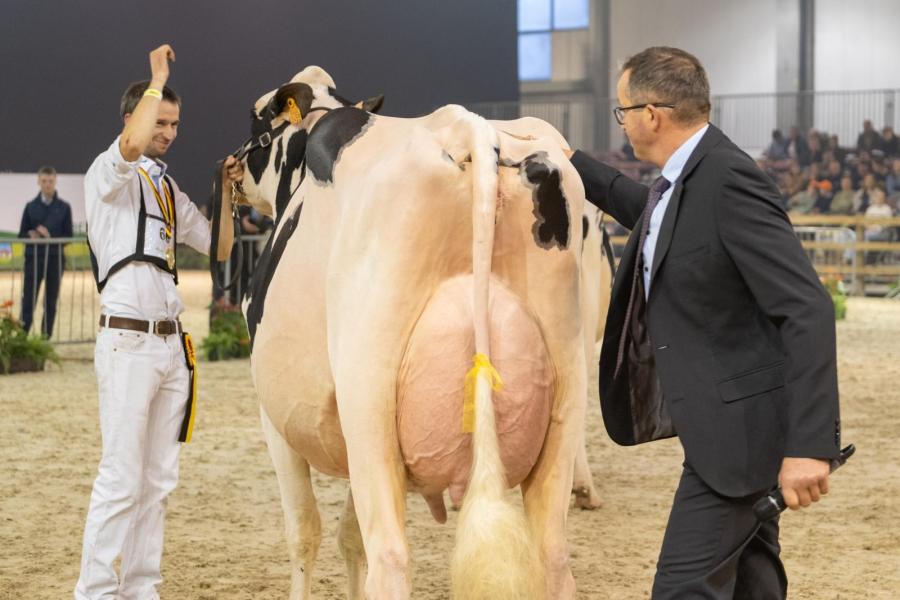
[18, 165, 73, 337]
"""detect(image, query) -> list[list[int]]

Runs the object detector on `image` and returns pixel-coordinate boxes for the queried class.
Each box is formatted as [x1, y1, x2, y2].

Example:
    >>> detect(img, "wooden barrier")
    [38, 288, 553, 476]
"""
[604, 215, 900, 295]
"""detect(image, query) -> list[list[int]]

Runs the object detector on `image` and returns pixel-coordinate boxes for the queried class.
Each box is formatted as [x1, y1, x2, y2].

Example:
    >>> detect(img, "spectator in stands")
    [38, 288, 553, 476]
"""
[853, 173, 880, 213]
[807, 130, 824, 165]
[880, 126, 898, 157]
[780, 163, 806, 209]
[863, 189, 894, 266]
[765, 129, 789, 161]
[825, 159, 843, 191]
[885, 157, 900, 198]
[827, 134, 847, 165]
[787, 163, 824, 214]
[18, 165, 73, 337]
[830, 174, 856, 215]
[871, 150, 888, 179]
[808, 177, 834, 214]
[857, 119, 883, 153]
[787, 125, 811, 166]
[852, 158, 871, 189]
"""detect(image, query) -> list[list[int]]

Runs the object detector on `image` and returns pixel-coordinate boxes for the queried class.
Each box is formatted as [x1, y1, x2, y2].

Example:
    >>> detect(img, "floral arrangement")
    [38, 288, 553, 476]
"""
[0, 300, 60, 374]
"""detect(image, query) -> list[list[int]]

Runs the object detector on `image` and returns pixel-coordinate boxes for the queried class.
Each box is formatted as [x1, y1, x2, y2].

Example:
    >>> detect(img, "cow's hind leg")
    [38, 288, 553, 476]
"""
[261, 407, 321, 600]
[572, 434, 602, 510]
[337, 490, 367, 599]
[521, 362, 585, 599]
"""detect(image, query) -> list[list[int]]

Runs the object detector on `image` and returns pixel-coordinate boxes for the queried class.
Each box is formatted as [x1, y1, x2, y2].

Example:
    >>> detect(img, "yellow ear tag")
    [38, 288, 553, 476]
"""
[287, 98, 303, 125]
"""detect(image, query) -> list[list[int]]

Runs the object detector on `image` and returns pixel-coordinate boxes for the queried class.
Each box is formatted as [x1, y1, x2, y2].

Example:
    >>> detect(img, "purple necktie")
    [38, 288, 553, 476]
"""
[614, 175, 671, 378]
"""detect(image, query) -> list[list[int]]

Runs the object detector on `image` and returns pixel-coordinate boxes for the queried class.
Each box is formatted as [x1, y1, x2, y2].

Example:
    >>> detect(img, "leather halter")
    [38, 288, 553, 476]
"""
[210, 105, 333, 292]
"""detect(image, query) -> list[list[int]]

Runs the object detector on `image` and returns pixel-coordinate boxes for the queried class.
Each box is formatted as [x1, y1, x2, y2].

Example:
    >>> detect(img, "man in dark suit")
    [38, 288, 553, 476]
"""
[566, 47, 840, 598]
[18, 165, 73, 337]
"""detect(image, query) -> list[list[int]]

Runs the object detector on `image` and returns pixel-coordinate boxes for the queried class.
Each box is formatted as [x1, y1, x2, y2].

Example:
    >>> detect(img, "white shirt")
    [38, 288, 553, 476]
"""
[84, 137, 211, 321]
[642, 124, 709, 296]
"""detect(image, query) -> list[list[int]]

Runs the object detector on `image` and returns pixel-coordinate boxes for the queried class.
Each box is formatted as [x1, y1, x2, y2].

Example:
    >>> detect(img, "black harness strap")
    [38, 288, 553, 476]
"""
[599, 214, 616, 284]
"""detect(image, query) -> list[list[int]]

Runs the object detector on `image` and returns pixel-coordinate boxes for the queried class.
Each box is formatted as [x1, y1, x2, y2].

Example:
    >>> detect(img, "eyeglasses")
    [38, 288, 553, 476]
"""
[613, 103, 676, 125]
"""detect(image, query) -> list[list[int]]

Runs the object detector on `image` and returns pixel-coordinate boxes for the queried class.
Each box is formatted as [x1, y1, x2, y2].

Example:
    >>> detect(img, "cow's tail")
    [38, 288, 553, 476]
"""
[450, 113, 544, 600]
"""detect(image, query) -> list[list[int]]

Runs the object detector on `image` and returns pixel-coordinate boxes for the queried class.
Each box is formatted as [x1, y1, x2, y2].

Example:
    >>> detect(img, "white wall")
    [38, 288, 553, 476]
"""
[608, 0, 779, 96]
[0, 174, 85, 235]
[816, 0, 900, 91]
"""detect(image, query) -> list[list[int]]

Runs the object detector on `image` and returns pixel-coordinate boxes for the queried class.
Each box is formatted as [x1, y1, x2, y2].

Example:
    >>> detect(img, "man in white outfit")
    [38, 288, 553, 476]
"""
[75, 44, 243, 600]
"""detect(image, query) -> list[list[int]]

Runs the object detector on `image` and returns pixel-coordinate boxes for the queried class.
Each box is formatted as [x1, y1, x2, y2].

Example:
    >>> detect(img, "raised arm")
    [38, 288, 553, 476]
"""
[119, 45, 175, 161]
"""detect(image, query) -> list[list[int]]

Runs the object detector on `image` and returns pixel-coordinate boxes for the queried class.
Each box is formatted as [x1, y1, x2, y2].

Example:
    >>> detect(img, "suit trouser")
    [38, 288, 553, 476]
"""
[21, 252, 63, 337]
[652, 465, 788, 599]
[75, 327, 189, 600]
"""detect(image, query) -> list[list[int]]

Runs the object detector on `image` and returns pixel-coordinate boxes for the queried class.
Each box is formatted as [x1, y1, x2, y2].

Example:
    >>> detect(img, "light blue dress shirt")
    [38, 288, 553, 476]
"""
[642, 124, 709, 297]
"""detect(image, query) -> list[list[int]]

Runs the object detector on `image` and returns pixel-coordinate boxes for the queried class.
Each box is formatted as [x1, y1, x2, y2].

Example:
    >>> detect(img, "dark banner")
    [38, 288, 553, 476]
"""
[0, 0, 517, 206]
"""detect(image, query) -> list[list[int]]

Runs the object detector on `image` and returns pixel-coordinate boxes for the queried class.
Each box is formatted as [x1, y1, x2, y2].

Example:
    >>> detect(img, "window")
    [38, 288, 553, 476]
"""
[518, 0, 589, 81]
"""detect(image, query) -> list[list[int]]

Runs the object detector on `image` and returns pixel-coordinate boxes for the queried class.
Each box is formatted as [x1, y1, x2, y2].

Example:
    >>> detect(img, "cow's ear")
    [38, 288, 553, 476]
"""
[356, 94, 385, 114]
[268, 82, 315, 123]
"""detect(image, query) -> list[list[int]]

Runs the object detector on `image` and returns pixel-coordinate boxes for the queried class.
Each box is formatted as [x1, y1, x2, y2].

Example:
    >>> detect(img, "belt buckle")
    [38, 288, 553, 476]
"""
[153, 321, 165, 335]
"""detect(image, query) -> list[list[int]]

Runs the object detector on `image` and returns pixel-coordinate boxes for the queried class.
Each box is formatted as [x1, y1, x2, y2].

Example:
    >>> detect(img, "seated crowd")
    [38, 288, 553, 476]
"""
[759, 120, 899, 243]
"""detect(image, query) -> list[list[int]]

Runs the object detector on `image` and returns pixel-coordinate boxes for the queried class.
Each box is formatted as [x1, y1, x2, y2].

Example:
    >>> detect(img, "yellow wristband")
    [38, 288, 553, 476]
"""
[143, 88, 163, 100]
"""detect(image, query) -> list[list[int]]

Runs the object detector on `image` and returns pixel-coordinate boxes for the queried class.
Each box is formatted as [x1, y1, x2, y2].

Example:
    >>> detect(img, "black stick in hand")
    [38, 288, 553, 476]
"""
[754, 444, 855, 521]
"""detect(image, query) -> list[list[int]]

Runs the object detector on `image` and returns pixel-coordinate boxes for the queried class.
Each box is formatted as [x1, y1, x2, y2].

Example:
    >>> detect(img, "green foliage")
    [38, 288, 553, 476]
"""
[831, 294, 847, 320]
[821, 275, 848, 320]
[0, 301, 60, 374]
[201, 309, 250, 361]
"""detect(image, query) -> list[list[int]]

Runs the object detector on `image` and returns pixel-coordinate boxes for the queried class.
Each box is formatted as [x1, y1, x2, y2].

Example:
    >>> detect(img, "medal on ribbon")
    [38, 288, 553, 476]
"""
[139, 168, 176, 269]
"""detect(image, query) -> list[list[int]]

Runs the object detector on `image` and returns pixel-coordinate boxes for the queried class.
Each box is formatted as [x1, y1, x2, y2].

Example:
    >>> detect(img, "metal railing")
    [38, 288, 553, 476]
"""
[468, 88, 900, 153]
[0, 235, 269, 344]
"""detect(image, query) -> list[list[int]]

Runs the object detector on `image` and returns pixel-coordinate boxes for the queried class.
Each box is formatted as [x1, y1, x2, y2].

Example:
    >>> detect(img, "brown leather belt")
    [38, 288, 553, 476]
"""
[99, 314, 183, 336]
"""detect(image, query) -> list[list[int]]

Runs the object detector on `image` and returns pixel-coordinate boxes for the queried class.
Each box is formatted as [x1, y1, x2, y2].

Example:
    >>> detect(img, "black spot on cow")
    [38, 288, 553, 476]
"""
[520, 152, 570, 250]
[274, 138, 283, 174]
[245, 202, 304, 347]
[582, 215, 589, 241]
[275, 129, 308, 219]
[305, 107, 373, 183]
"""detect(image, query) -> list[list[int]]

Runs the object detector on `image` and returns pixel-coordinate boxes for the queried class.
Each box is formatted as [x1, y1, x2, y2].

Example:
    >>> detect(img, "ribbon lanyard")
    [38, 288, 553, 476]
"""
[138, 167, 175, 237]
[178, 332, 198, 443]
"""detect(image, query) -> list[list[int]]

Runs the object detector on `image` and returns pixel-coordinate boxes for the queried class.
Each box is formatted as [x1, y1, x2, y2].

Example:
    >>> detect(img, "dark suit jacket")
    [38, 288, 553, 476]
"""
[571, 125, 841, 497]
[18, 193, 73, 258]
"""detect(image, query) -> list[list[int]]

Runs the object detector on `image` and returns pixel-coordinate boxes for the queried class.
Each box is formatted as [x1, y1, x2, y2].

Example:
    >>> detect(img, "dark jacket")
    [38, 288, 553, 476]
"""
[571, 125, 841, 497]
[18, 193, 73, 257]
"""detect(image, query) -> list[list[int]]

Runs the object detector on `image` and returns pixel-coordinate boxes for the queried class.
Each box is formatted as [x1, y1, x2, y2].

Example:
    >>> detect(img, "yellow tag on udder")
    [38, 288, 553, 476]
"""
[462, 353, 504, 433]
[287, 98, 303, 125]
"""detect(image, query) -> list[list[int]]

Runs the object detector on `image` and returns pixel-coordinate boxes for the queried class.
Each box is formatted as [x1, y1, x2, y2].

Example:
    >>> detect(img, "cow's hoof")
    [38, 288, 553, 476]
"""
[572, 485, 602, 510]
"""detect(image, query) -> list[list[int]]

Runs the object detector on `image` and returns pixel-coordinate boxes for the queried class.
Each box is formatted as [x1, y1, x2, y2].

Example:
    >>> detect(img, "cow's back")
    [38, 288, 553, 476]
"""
[249, 105, 585, 494]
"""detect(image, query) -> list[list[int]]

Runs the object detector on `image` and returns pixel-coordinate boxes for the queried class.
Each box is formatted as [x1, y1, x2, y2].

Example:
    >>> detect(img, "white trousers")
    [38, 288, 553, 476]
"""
[75, 327, 189, 600]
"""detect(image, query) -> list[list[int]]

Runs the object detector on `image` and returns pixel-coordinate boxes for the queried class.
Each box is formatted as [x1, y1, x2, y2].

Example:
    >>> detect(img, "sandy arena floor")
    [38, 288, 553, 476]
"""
[1, 271, 898, 599]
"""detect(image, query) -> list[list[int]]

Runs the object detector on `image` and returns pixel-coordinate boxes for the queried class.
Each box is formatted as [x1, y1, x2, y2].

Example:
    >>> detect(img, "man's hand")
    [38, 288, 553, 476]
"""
[779, 457, 830, 510]
[223, 155, 244, 185]
[27, 230, 39, 239]
[149, 44, 175, 88]
[35, 225, 50, 238]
